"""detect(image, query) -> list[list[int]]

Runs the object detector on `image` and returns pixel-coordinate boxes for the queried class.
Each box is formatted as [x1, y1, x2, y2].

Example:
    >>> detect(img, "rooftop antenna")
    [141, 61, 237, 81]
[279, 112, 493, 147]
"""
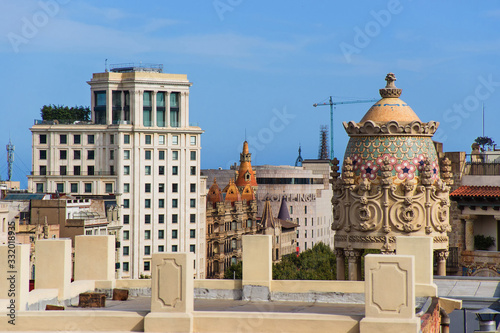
[482, 103, 485, 137]
[105, 59, 108, 72]
[6, 138, 14, 181]
[244, 128, 247, 141]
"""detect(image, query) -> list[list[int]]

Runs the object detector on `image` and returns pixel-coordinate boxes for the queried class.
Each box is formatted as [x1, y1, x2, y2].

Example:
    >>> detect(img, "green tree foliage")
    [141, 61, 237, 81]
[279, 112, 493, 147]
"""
[474, 136, 495, 150]
[41, 104, 91, 122]
[224, 261, 242, 279]
[273, 242, 336, 280]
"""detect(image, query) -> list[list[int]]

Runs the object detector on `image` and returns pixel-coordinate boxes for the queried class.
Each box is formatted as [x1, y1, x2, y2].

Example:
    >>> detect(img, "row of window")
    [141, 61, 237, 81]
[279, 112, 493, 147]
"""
[122, 229, 196, 241]
[38, 133, 197, 146]
[39, 149, 196, 162]
[143, 183, 196, 193]
[123, 165, 197, 176]
[122, 246, 195, 273]
[36, 182, 104, 194]
[122, 198, 196, 209]
[123, 213, 197, 225]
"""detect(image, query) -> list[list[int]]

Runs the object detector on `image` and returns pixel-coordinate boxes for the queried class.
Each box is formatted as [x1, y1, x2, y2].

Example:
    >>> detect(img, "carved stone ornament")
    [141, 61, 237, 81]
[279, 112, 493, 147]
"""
[343, 120, 439, 137]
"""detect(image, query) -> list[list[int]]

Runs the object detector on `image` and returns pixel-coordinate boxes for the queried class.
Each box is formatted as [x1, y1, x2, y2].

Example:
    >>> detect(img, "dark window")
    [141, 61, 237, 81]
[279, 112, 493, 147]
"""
[158, 214, 165, 224]
[59, 150, 67, 160]
[123, 199, 129, 208]
[123, 230, 129, 240]
[190, 151, 196, 161]
[36, 183, 44, 193]
[159, 166, 165, 175]
[145, 199, 151, 208]
[73, 134, 81, 144]
[172, 199, 178, 208]
[172, 183, 178, 193]
[39, 165, 47, 175]
[124, 134, 130, 144]
[123, 246, 129, 256]
[190, 183, 196, 192]
[74, 150, 81, 160]
[144, 261, 150, 271]
[110, 150, 114, 160]
[74, 166, 80, 176]
[87, 165, 94, 176]
[172, 166, 178, 175]
[39, 134, 47, 144]
[190, 214, 196, 223]
[159, 199, 165, 208]
[145, 135, 151, 144]
[172, 245, 178, 252]
[123, 215, 129, 224]
[39, 150, 47, 160]
[145, 150, 151, 160]
[123, 262, 129, 271]
[159, 183, 165, 193]
[56, 183, 64, 193]
[144, 246, 151, 255]
[145, 183, 151, 193]
[87, 135, 95, 144]
[172, 230, 178, 239]
[190, 245, 195, 253]
[190, 199, 196, 208]
[84, 183, 92, 193]
[60, 134, 67, 144]
[60, 166, 67, 176]
[159, 151, 165, 160]
[158, 246, 164, 252]
[87, 150, 95, 160]
[145, 214, 151, 224]
[158, 230, 164, 239]
[170, 92, 180, 127]
[190, 166, 196, 176]
[105, 183, 113, 193]
[172, 214, 178, 223]
[70, 183, 78, 193]
[190, 229, 196, 238]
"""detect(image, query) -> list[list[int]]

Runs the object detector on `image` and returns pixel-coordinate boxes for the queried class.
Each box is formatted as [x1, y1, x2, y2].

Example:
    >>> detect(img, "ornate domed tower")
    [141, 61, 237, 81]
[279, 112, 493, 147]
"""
[331, 73, 453, 280]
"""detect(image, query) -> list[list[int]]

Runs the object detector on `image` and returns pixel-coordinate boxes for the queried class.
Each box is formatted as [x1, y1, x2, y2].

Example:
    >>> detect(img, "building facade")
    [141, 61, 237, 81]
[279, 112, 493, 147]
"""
[28, 65, 205, 278]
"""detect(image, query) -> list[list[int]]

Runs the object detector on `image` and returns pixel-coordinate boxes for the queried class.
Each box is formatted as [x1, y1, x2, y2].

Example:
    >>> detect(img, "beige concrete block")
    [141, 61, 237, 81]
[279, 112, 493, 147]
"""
[35, 239, 72, 300]
[145, 313, 193, 333]
[395, 236, 433, 285]
[74, 235, 115, 281]
[364, 254, 415, 320]
[150, 253, 194, 313]
[0, 244, 30, 311]
[360, 317, 420, 333]
[242, 235, 272, 288]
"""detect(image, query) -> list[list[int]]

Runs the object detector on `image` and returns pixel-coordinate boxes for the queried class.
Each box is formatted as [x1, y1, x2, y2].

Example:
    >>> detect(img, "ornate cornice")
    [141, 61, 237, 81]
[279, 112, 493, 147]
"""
[343, 120, 439, 137]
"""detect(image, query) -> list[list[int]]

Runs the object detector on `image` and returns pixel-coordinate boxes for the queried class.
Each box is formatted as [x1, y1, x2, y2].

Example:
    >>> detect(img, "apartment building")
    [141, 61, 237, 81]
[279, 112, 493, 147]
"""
[28, 64, 205, 279]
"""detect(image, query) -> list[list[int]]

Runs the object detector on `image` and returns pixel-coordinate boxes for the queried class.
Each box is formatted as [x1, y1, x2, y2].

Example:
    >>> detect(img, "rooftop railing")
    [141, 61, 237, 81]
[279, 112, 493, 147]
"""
[464, 153, 500, 176]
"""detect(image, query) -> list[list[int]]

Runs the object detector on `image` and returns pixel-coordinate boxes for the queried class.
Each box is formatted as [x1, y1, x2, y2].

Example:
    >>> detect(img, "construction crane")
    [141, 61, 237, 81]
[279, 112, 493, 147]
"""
[313, 97, 378, 158]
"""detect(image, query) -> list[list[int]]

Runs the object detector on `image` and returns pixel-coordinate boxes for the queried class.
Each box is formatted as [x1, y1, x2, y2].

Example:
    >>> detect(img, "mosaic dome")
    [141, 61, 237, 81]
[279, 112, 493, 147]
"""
[342, 73, 440, 185]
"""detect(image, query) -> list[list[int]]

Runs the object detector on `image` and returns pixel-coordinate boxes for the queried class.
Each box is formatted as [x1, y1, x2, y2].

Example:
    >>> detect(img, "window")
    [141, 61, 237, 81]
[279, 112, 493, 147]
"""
[87, 135, 95, 144]
[159, 151, 165, 160]
[172, 214, 178, 223]
[110, 150, 114, 160]
[172, 245, 178, 252]
[56, 183, 64, 193]
[159, 183, 165, 193]
[145, 199, 151, 208]
[190, 245, 196, 253]
[172, 166, 178, 175]
[70, 183, 78, 193]
[123, 215, 129, 224]
[145, 230, 151, 240]
[110, 134, 114, 144]
[190, 183, 196, 193]
[124, 166, 130, 175]
[172, 183, 178, 193]
[60, 166, 67, 176]
[124, 150, 130, 160]
[190, 229, 196, 238]
[172, 230, 178, 239]
[39, 150, 47, 160]
[124, 183, 130, 193]
[172, 135, 179, 145]
[124, 134, 130, 144]
[123, 246, 129, 256]
[39, 134, 47, 144]
[87, 150, 95, 160]
[144, 261, 150, 271]
[190, 214, 196, 223]
[158, 230, 164, 239]
[145, 166, 151, 175]
[190, 199, 196, 208]
[156, 92, 166, 127]
[60, 134, 67, 144]
[144, 246, 151, 255]
[159, 135, 165, 145]
[74, 150, 81, 160]
[123, 199, 129, 208]
[105, 183, 113, 193]
[73, 134, 81, 144]
[305, 218, 307, 226]
[36, 183, 44, 193]
[190, 166, 196, 176]
[72, 166, 80, 176]
[172, 199, 178, 208]
[290, 206, 293, 214]
[159, 199, 165, 208]
[87, 165, 94, 176]
[123, 230, 129, 240]
[145, 183, 151, 193]
[305, 230, 307, 238]
[190, 136, 196, 145]
[39, 165, 47, 175]
[305, 206, 307, 214]
[170, 92, 180, 127]
[84, 183, 92, 193]
[190, 151, 196, 160]
[158, 214, 165, 224]
[123, 262, 129, 272]
[247, 219, 252, 228]
[145, 135, 152, 144]
[59, 150, 67, 160]
[232, 239, 237, 250]
[159, 166, 165, 175]
[143, 91, 152, 127]
[145, 150, 151, 160]
[172, 151, 179, 160]
[158, 245, 164, 252]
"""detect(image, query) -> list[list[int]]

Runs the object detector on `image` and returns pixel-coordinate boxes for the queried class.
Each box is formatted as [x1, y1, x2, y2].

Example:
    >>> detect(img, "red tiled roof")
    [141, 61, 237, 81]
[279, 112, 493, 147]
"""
[450, 186, 500, 198]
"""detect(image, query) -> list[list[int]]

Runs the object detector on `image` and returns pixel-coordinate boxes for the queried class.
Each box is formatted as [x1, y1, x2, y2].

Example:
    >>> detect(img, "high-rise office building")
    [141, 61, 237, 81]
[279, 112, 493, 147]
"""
[28, 64, 205, 278]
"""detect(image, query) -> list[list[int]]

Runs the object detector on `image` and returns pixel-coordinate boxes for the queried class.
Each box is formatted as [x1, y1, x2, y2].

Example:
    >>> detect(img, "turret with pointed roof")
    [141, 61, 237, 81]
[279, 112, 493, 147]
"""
[235, 141, 258, 193]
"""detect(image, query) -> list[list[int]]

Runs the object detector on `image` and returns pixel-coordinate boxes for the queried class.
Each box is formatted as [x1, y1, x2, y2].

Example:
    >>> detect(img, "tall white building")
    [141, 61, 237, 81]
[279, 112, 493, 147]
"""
[28, 64, 205, 279]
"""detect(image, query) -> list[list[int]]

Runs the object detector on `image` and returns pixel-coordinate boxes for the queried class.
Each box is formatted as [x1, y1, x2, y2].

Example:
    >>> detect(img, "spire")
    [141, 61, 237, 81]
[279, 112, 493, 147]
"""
[260, 198, 275, 228]
[277, 197, 291, 221]
[235, 141, 257, 191]
[295, 145, 303, 167]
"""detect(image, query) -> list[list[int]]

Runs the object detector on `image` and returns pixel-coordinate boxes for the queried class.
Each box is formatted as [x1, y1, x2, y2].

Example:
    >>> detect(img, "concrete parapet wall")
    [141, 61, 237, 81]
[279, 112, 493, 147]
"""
[271, 280, 364, 294]
[26, 289, 58, 311]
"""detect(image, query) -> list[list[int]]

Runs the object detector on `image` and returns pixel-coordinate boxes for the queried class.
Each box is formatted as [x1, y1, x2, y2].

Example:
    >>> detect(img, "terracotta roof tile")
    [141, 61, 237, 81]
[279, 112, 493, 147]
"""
[450, 186, 500, 198]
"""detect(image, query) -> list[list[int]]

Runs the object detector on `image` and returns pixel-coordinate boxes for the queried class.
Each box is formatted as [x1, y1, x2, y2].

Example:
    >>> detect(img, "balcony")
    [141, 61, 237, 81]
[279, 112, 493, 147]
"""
[464, 153, 500, 176]
[30, 171, 117, 176]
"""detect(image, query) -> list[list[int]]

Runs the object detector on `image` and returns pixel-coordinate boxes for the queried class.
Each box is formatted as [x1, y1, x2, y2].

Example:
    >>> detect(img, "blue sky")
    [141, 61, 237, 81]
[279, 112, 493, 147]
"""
[1, 1, 500, 188]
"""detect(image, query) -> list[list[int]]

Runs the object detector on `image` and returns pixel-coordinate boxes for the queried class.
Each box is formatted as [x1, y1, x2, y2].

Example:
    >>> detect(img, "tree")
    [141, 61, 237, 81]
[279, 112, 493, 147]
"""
[474, 136, 495, 150]
[224, 261, 242, 279]
[40, 104, 91, 122]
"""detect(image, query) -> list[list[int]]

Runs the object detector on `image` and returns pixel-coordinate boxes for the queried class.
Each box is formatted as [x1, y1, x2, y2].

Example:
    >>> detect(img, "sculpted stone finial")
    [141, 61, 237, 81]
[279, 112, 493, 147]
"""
[379, 73, 402, 98]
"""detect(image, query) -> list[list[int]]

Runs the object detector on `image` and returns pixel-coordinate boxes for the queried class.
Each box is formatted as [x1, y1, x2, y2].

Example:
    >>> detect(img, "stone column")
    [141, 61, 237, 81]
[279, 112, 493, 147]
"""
[35, 239, 72, 300]
[74, 235, 116, 281]
[464, 216, 476, 251]
[436, 250, 449, 276]
[0, 244, 30, 310]
[345, 249, 362, 281]
[335, 248, 345, 280]
[242, 235, 272, 301]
